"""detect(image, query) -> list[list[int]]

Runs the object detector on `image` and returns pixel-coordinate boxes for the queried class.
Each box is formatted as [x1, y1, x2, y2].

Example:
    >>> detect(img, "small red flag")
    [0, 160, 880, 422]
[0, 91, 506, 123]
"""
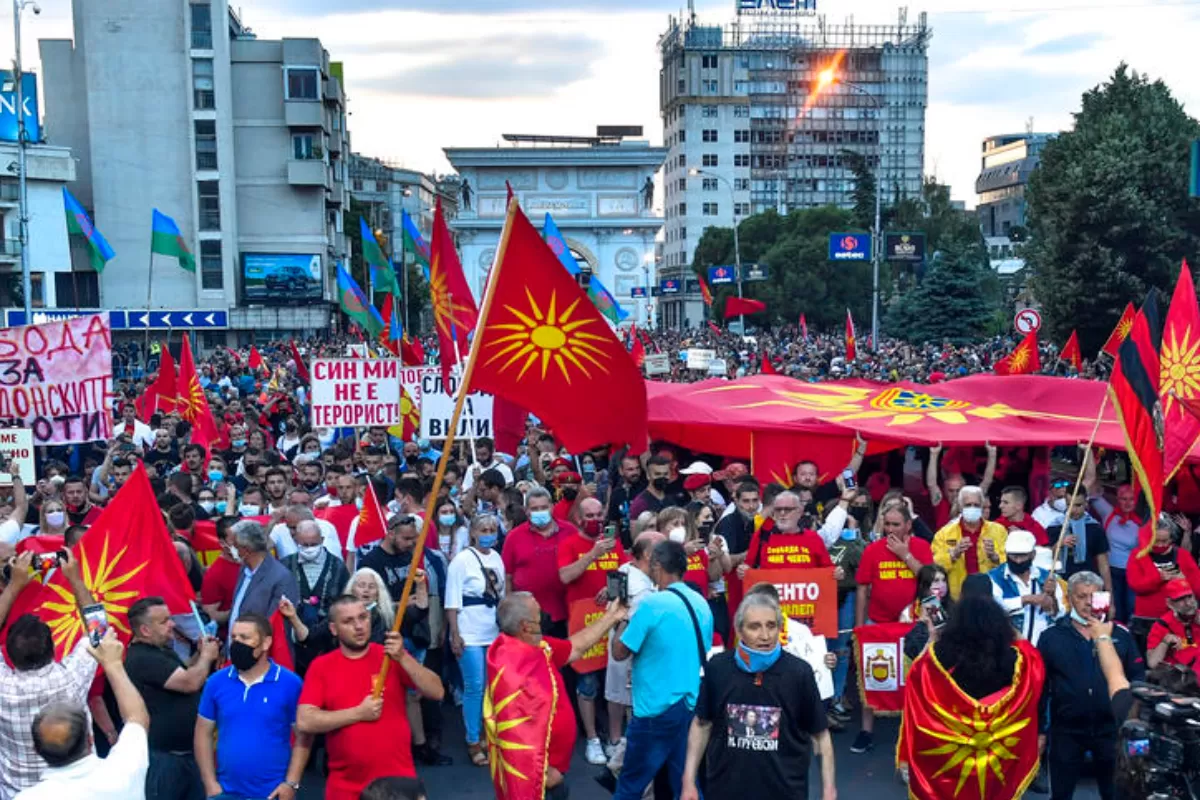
[135, 342, 177, 418]
[268, 610, 294, 671]
[288, 340, 310, 384]
[800, 313, 808, 341]
[430, 198, 479, 389]
[248, 346, 264, 371]
[400, 335, 425, 366]
[631, 336, 646, 369]
[698, 277, 713, 307]
[724, 296, 766, 319]
[378, 295, 400, 357]
[177, 336, 220, 451]
[353, 479, 390, 551]
[707, 321, 722, 336]
[845, 309, 857, 362]
[1061, 330, 1082, 372]
[994, 331, 1041, 375]
[761, 353, 777, 375]
[1102, 302, 1136, 358]
[1160, 261, 1200, 482]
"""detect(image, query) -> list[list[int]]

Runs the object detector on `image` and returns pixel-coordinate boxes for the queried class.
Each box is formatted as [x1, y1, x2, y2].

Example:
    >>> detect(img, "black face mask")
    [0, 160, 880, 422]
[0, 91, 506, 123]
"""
[848, 506, 870, 524]
[652, 477, 669, 492]
[561, 487, 579, 502]
[698, 522, 714, 538]
[405, 455, 418, 466]
[229, 640, 259, 672]
[1008, 558, 1032, 576]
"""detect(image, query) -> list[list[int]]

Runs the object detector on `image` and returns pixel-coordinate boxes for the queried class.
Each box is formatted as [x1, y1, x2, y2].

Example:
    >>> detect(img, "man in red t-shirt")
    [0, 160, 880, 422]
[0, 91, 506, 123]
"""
[853, 503, 933, 754]
[741, 491, 835, 572]
[200, 517, 242, 640]
[503, 487, 575, 636]
[491, 591, 628, 795]
[552, 471, 584, 526]
[557, 497, 628, 764]
[1146, 579, 1200, 676]
[297, 596, 445, 800]
[998, 486, 1048, 546]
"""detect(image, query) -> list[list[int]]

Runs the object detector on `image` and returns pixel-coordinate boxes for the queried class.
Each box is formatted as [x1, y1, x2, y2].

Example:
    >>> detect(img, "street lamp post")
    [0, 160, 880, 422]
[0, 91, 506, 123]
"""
[13, 0, 39, 320]
[690, 168, 742, 334]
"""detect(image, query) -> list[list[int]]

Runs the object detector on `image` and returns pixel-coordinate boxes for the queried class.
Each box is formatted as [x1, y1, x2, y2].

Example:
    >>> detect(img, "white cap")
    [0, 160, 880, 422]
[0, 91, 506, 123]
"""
[1005, 529, 1037, 555]
[679, 461, 713, 476]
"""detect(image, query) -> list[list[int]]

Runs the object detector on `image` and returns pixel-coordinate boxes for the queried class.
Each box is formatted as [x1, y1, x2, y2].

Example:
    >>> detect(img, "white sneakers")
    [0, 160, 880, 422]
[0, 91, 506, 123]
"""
[585, 737, 607, 765]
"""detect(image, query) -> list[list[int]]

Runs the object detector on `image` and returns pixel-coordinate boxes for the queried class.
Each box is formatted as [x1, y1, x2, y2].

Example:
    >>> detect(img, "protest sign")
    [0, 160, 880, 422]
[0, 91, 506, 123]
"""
[643, 353, 670, 376]
[685, 348, 715, 370]
[568, 599, 608, 673]
[741, 567, 838, 637]
[0, 428, 34, 485]
[404, 366, 493, 440]
[0, 313, 113, 445]
[311, 359, 401, 427]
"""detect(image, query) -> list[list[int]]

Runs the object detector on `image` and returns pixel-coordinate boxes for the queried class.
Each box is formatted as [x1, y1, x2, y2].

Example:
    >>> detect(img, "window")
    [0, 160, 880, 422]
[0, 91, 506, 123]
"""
[701, 54, 719, 69]
[735, 203, 751, 216]
[192, 59, 214, 109]
[702, 129, 718, 142]
[680, 227, 687, 240]
[702, 80, 718, 93]
[190, 3, 213, 49]
[702, 178, 718, 191]
[197, 180, 220, 231]
[286, 67, 320, 100]
[678, 130, 686, 143]
[678, 202, 687, 215]
[352, 178, 363, 191]
[702, 154, 718, 167]
[703, 202, 719, 216]
[734, 105, 750, 118]
[734, 178, 750, 191]
[375, 180, 388, 192]
[702, 105, 718, 118]
[194, 120, 217, 170]
[677, 178, 686, 191]
[733, 80, 748, 93]
[292, 133, 317, 160]
[734, 130, 750, 143]
[679, 153, 687, 168]
[734, 154, 750, 167]
[678, 79, 685, 93]
[200, 240, 223, 290]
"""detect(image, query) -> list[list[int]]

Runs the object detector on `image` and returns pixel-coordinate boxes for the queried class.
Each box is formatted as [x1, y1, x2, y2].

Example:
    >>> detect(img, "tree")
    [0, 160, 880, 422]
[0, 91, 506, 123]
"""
[1027, 64, 1200, 351]
[344, 198, 429, 332]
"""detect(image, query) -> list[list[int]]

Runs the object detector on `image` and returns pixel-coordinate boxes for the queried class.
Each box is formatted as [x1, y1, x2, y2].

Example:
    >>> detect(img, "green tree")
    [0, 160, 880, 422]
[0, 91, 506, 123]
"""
[885, 241, 996, 344]
[1027, 64, 1200, 351]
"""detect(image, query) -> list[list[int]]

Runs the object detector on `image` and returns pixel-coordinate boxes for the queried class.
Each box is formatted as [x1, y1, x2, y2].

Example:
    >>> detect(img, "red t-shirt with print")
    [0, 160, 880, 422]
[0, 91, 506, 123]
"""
[855, 537, 934, 623]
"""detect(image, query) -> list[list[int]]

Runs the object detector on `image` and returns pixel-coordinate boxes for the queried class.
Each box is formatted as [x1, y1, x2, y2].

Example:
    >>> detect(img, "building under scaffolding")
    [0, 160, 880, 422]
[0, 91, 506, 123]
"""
[657, 6, 930, 329]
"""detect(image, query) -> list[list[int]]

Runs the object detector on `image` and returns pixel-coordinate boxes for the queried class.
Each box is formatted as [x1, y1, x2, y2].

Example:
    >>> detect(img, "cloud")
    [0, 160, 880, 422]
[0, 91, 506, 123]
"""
[266, 0, 681, 14]
[352, 33, 604, 99]
[1023, 32, 1104, 57]
[937, 68, 1092, 111]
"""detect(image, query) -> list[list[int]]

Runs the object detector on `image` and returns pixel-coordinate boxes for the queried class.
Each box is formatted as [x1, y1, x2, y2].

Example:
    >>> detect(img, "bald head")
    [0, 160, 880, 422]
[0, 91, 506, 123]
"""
[632, 530, 666, 565]
[32, 702, 90, 767]
[579, 497, 603, 517]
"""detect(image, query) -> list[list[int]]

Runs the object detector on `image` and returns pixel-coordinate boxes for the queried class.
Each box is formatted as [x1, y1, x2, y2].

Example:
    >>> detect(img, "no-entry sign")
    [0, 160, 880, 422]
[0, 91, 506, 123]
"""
[1014, 308, 1042, 335]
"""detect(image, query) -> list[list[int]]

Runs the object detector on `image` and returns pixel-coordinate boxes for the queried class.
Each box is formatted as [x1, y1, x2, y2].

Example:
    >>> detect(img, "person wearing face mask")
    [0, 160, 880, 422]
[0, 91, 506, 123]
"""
[987, 529, 1064, 646]
[680, 590, 837, 800]
[1037, 571, 1145, 800]
[1145, 579, 1200, 672]
[823, 488, 869, 720]
[932, 485, 1008, 600]
[1127, 513, 1200, 652]
[444, 516, 505, 767]
[432, 501, 469, 562]
[276, 417, 303, 459]
[556, 496, 628, 765]
[38, 499, 68, 538]
[551, 471, 584, 526]
[1047, 493, 1111, 588]
[1032, 477, 1072, 530]
[194, 614, 310, 800]
[279, 521, 351, 675]
[629, 455, 683, 520]
[502, 487, 575, 637]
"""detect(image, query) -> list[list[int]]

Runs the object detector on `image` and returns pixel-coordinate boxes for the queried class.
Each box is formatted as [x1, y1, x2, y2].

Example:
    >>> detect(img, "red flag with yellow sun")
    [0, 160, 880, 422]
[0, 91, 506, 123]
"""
[899, 639, 1045, 800]
[430, 197, 479, 390]
[1160, 260, 1200, 482]
[994, 331, 1040, 375]
[389, 382, 421, 442]
[3, 466, 195, 657]
[1102, 302, 1136, 358]
[468, 200, 648, 453]
[177, 334, 220, 452]
[484, 633, 559, 800]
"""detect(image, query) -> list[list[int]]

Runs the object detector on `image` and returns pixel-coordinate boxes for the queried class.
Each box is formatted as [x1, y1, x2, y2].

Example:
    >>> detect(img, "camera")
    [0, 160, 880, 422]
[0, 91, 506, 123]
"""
[1119, 682, 1200, 799]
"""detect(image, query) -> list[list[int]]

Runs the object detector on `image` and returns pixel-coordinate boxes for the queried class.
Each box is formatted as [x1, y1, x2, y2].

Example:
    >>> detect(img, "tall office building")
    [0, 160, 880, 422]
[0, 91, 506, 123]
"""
[657, 3, 929, 328]
[976, 132, 1054, 238]
[39, 0, 350, 345]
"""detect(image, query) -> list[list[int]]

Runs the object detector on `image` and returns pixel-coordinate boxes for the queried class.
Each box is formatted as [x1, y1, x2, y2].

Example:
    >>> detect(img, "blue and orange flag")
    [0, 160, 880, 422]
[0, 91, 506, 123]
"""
[63, 188, 114, 273]
[1160, 260, 1200, 482]
[430, 198, 479, 389]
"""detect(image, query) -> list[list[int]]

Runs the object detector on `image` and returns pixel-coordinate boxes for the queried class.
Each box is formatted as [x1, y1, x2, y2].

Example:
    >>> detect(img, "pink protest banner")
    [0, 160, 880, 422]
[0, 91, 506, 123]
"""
[0, 313, 113, 445]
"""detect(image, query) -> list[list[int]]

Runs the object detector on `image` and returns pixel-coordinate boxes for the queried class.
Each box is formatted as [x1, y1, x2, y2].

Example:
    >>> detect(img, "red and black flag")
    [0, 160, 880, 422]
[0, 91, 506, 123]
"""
[1108, 291, 1163, 557]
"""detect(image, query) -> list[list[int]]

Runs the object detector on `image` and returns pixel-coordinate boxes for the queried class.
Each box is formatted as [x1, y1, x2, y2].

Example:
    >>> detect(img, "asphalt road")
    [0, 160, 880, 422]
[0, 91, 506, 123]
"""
[298, 711, 1105, 799]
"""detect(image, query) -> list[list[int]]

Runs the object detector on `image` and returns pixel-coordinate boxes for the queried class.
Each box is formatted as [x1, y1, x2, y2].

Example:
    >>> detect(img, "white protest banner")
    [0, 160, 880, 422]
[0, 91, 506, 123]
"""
[643, 353, 670, 376]
[686, 348, 715, 370]
[404, 366, 493, 440]
[0, 428, 34, 485]
[311, 359, 401, 427]
[0, 313, 113, 445]
[707, 358, 728, 377]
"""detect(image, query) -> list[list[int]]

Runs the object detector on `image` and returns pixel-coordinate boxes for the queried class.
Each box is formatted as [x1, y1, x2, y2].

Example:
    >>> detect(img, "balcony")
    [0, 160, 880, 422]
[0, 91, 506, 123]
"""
[284, 101, 323, 128]
[0, 182, 17, 205]
[288, 159, 326, 186]
[0, 240, 20, 259]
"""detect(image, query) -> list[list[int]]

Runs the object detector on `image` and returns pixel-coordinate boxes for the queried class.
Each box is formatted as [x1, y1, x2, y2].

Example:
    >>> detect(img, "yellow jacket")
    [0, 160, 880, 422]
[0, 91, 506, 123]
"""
[932, 519, 1009, 599]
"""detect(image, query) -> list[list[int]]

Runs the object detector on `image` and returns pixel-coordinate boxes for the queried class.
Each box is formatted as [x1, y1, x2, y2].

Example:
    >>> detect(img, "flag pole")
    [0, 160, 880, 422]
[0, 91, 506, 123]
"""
[1049, 391, 1111, 579]
[144, 227, 155, 378]
[372, 197, 517, 697]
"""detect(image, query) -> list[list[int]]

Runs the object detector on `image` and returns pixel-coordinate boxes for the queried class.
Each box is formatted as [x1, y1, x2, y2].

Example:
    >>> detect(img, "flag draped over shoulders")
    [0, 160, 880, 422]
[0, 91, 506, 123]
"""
[484, 633, 558, 800]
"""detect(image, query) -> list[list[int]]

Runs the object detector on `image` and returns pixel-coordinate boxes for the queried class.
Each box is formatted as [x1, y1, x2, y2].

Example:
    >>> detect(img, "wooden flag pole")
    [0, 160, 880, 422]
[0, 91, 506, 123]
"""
[1049, 391, 1111, 579]
[372, 198, 517, 697]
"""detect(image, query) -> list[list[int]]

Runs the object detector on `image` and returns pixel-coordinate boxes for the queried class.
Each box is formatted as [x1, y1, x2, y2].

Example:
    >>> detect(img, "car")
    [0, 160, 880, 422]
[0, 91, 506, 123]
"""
[264, 264, 312, 292]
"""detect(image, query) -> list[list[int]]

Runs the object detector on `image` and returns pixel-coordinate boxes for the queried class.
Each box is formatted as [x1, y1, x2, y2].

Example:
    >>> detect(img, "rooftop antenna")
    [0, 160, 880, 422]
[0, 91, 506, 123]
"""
[688, 0, 696, 23]
[1025, 116, 1034, 135]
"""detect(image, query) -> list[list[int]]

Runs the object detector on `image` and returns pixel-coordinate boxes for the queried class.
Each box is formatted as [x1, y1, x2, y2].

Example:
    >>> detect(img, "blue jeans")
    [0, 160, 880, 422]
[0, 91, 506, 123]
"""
[614, 699, 697, 800]
[832, 593, 856, 701]
[1111, 567, 1135, 625]
[460, 644, 488, 745]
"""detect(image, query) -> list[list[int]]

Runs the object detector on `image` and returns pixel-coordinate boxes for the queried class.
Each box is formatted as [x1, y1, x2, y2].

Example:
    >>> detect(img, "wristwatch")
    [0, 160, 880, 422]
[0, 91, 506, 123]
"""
[285, 781, 301, 791]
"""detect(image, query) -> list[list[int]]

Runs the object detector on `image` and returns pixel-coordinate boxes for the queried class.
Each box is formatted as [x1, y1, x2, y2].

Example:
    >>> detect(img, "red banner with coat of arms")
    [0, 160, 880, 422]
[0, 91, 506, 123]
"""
[854, 622, 912, 714]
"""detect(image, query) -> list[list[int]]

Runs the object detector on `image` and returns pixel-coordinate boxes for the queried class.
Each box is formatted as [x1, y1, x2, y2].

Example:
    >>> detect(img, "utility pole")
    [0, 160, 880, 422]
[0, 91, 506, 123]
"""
[13, 0, 35, 320]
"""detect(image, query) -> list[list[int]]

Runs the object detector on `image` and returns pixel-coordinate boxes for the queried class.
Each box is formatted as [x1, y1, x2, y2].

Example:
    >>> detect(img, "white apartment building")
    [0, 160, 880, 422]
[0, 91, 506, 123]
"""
[0, 142, 76, 311]
[38, 0, 350, 344]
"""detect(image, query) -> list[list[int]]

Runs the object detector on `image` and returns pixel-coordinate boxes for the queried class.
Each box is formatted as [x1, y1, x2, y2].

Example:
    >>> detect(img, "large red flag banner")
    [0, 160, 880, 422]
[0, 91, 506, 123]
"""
[898, 640, 1045, 800]
[468, 201, 648, 453]
[177, 335, 220, 450]
[484, 633, 558, 800]
[853, 621, 912, 714]
[429, 197, 479, 389]
[1160, 261, 1200, 482]
[724, 296, 766, 319]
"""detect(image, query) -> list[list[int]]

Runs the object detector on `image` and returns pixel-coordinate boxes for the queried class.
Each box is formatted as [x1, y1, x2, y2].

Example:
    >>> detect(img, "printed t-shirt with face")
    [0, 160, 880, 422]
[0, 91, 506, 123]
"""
[556, 534, 628, 608]
[855, 537, 934, 623]
[298, 643, 416, 798]
[745, 529, 834, 570]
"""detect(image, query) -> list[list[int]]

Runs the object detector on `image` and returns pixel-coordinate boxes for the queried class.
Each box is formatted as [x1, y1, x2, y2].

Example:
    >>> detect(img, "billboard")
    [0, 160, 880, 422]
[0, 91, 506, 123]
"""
[659, 278, 681, 295]
[737, 0, 817, 13]
[884, 232, 926, 263]
[829, 233, 871, 261]
[241, 253, 323, 303]
[0, 72, 39, 143]
[708, 265, 736, 286]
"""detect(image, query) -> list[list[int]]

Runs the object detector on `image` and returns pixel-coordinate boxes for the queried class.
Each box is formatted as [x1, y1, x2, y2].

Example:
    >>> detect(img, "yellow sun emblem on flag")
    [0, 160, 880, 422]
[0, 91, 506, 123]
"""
[485, 288, 612, 383]
[1117, 316, 1133, 340]
[1160, 324, 1200, 414]
[430, 255, 476, 341]
[917, 697, 1033, 797]
[176, 375, 205, 422]
[483, 666, 534, 792]
[1007, 343, 1032, 372]
[40, 535, 147, 650]
[389, 389, 421, 440]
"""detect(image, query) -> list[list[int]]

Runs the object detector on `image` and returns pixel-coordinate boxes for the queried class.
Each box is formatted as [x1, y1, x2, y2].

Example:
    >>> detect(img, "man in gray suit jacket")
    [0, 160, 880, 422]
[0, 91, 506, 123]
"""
[228, 520, 300, 643]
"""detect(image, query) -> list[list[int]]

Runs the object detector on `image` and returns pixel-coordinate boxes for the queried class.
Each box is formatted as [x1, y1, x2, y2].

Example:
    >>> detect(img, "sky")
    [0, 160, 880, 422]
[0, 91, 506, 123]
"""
[10, 0, 1200, 208]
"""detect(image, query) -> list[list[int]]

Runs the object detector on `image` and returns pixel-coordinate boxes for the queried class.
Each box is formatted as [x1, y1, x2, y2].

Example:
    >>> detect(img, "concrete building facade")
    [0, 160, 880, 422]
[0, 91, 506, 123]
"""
[0, 143, 76, 310]
[976, 131, 1054, 238]
[348, 154, 457, 255]
[39, 0, 349, 344]
[657, 6, 930, 327]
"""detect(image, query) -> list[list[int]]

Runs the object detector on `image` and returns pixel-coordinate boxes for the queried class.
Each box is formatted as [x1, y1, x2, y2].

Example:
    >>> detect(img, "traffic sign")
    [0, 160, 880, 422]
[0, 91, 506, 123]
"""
[4, 308, 229, 329]
[1013, 308, 1042, 335]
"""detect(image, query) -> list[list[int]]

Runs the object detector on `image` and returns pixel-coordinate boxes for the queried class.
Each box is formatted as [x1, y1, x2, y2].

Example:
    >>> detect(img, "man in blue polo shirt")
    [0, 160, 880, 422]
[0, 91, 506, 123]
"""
[194, 613, 311, 800]
[612, 539, 713, 800]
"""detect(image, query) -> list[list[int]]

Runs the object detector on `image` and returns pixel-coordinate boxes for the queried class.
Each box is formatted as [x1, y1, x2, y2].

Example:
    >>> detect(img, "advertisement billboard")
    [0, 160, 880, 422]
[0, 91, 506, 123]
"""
[241, 253, 323, 303]
[884, 232, 926, 263]
[0, 72, 39, 143]
[829, 233, 871, 261]
[708, 265, 736, 286]
[659, 278, 681, 295]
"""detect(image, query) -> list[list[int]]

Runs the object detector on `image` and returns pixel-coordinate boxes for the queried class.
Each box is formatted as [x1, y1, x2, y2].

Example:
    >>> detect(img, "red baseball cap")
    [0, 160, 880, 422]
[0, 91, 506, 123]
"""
[1166, 579, 1195, 601]
[549, 458, 572, 471]
[683, 473, 711, 492]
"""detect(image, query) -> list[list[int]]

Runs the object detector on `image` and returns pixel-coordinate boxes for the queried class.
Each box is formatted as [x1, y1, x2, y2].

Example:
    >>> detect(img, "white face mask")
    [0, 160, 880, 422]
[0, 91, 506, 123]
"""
[668, 526, 687, 544]
[45, 511, 65, 528]
[298, 545, 324, 563]
[198, 501, 216, 514]
[1051, 498, 1068, 513]
[961, 507, 983, 524]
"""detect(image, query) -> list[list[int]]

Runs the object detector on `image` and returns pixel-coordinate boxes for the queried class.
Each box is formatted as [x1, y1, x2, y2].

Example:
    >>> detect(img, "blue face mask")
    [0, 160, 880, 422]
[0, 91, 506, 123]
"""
[840, 528, 858, 541]
[734, 640, 782, 674]
[208, 469, 224, 483]
[530, 510, 552, 528]
[215, 501, 227, 514]
[438, 514, 457, 527]
[232, 439, 247, 448]
[477, 534, 498, 549]
[1069, 608, 1089, 626]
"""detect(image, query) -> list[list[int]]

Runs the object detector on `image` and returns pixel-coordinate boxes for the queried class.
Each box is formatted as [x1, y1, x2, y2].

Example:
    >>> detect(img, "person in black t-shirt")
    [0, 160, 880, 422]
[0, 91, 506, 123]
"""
[123, 596, 221, 800]
[145, 428, 181, 473]
[681, 590, 836, 800]
[793, 435, 867, 516]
